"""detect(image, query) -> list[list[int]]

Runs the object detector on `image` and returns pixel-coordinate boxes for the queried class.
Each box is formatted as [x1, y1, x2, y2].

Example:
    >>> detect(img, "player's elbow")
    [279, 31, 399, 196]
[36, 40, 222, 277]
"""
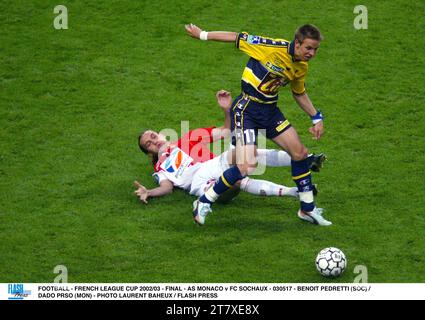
[292, 91, 307, 103]
[165, 185, 174, 194]
[160, 181, 174, 194]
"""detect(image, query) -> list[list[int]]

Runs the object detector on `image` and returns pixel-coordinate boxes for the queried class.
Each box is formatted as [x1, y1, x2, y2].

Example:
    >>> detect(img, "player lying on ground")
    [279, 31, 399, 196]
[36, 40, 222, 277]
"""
[185, 23, 331, 226]
[135, 90, 326, 223]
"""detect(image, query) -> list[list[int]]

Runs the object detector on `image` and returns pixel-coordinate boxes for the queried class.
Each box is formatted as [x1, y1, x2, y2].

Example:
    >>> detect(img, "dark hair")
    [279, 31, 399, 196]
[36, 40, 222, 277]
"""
[295, 24, 323, 43]
[138, 130, 158, 166]
[138, 131, 149, 154]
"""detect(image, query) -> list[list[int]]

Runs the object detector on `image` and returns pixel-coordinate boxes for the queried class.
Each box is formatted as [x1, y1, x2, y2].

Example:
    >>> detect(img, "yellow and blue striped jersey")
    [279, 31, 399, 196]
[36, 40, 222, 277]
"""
[236, 32, 308, 104]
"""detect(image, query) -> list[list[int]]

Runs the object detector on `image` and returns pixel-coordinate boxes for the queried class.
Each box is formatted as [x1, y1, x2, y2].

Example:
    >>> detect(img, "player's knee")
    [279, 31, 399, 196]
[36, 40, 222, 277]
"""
[291, 146, 309, 161]
[237, 163, 257, 176]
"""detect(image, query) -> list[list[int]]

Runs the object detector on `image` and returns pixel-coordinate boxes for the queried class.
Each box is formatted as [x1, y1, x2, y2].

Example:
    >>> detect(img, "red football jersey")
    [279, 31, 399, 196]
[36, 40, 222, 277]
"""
[152, 127, 217, 190]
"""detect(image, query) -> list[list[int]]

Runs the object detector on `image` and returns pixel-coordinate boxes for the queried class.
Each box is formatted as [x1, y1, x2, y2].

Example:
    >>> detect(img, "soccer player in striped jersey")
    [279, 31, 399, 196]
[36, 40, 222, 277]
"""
[135, 90, 325, 225]
[185, 23, 331, 226]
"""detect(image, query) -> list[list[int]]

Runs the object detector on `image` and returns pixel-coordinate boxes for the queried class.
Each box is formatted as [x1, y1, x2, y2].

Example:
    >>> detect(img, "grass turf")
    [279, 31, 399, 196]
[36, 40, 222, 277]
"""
[1, 0, 424, 283]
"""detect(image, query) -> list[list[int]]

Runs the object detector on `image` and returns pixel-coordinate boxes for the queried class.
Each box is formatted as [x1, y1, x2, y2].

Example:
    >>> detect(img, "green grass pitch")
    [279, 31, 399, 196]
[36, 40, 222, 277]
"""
[1, 0, 424, 283]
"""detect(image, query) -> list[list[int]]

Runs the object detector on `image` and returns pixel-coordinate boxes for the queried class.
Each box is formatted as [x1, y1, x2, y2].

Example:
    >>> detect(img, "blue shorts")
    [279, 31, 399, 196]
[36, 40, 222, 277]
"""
[230, 93, 292, 146]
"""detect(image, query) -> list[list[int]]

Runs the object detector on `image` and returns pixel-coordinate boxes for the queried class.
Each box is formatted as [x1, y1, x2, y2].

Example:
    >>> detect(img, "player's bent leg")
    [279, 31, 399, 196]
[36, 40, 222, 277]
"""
[271, 127, 308, 160]
[206, 143, 257, 203]
[235, 144, 258, 172]
[200, 178, 242, 204]
[240, 177, 298, 198]
[256, 148, 327, 173]
[201, 165, 245, 202]
[272, 128, 332, 226]
[216, 186, 241, 204]
[193, 165, 245, 225]
[195, 95, 258, 225]
[193, 144, 255, 225]
[256, 149, 292, 167]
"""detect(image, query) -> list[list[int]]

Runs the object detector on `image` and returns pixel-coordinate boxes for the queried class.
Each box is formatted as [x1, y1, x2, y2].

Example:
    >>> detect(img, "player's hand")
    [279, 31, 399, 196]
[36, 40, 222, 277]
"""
[134, 181, 149, 204]
[185, 23, 202, 39]
[216, 90, 232, 112]
[309, 121, 324, 140]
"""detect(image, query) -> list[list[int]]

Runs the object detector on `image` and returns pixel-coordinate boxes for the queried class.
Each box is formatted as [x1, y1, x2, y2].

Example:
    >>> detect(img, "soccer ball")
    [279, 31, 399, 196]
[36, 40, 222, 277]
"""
[315, 247, 347, 278]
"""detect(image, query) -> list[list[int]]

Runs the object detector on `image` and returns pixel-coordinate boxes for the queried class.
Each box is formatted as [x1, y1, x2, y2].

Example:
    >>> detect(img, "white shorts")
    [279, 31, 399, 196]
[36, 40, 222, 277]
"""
[189, 151, 231, 197]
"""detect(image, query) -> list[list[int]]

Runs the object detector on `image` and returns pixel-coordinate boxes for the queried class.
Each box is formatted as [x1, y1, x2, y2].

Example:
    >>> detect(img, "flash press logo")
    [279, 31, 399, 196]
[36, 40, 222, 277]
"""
[8, 284, 32, 300]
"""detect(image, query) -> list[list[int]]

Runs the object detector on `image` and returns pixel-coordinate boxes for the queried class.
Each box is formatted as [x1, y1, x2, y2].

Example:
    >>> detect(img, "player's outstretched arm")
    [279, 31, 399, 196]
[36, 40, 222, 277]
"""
[134, 180, 173, 204]
[185, 23, 237, 42]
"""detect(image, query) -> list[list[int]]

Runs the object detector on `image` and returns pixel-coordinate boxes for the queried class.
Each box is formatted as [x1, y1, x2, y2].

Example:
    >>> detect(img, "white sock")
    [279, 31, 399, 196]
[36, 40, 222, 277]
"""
[256, 149, 292, 167]
[299, 191, 314, 203]
[299, 191, 314, 212]
[204, 185, 219, 202]
[240, 177, 298, 198]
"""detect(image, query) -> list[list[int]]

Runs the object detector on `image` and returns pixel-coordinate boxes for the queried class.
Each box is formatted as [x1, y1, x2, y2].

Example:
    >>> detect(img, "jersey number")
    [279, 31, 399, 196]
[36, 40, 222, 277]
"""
[244, 129, 256, 144]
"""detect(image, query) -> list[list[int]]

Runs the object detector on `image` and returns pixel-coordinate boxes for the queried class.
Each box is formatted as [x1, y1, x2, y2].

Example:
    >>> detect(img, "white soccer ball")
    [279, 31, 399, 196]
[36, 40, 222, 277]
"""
[315, 247, 347, 278]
